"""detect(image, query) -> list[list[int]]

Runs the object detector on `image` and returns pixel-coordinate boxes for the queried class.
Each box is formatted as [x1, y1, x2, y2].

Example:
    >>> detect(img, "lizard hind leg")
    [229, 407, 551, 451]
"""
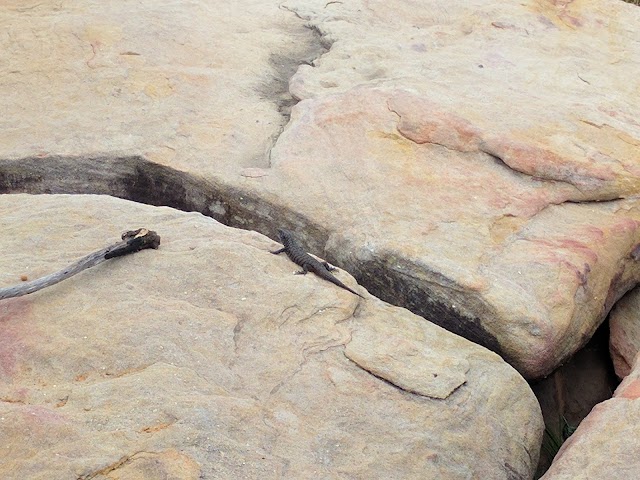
[323, 261, 337, 272]
[295, 264, 310, 275]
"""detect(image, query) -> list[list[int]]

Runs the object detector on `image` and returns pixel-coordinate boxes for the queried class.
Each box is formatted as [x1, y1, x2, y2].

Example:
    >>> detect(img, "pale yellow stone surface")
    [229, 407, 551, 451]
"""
[0, 194, 542, 479]
[1, 0, 639, 381]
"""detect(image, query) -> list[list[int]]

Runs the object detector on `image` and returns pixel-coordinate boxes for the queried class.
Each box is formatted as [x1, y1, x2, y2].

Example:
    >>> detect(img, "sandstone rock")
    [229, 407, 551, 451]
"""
[541, 354, 640, 479]
[0, 0, 323, 169]
[531, 325, 618, 476]
[0, 195, 542, 479]
[609, 286, 640, 379]
[263, 86, 640, 379]
[287, 0, 640, 198]
[1, 1, 639, 381]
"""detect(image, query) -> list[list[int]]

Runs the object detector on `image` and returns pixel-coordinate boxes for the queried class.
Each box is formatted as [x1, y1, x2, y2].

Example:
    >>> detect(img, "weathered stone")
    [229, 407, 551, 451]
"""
[541, 354, 640, 479]
[531, 325, 619, 476]
[287, 0, 640, 197]
[344, 317, 470, 399]
[271, 0, 640, 378]
[0, 195, 542, 479]
[0, 0, 639, 381]
[0, 0, 323, 170]
[609, 286, 640, 379]
[263, 85, 640, 378]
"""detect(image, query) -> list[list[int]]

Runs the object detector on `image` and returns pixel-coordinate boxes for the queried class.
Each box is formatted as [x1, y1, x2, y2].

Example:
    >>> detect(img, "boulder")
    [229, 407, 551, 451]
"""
[262, 86, 640, 379]
[0, 194, 543, 479]
[541, 353, 640, 479]
[609, 286, 640, 379]
[1, 1, 639, 381]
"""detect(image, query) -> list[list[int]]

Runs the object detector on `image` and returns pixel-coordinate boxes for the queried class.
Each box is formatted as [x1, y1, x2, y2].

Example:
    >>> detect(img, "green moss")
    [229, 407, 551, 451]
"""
[541, 416, 577, 461]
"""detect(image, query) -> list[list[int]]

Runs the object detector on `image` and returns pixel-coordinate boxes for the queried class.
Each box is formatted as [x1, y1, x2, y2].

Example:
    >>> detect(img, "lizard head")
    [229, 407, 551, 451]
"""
[276, 228, 293, 243]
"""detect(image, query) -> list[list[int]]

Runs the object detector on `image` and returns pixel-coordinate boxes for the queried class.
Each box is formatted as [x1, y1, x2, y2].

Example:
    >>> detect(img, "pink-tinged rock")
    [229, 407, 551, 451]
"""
[541, 354, 640, 479]
[262, 86, 640, 378]
[1, 0, 639, 381]
[287, 0, 640, 199]
[0, 195, 542, 479]
[609, 287, 640, 379]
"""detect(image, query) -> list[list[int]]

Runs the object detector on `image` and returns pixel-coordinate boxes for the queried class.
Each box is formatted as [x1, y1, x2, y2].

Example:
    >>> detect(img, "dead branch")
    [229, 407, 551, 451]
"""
[0, 228, 161, 300]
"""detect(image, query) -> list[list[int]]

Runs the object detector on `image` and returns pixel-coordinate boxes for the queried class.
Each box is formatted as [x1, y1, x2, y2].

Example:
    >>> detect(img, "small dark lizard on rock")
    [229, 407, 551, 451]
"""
[271, 228, 364, 298]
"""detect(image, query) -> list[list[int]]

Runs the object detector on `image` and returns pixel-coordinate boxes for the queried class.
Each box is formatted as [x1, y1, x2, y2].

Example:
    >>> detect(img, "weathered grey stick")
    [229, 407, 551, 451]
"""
[0, 228, 161, 300]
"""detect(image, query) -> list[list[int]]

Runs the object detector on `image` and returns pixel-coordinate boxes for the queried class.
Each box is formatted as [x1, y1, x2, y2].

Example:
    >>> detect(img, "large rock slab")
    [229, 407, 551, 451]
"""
[263, 86, 640, 379]
[541, 354, 640, 479]
[0, 195, 542, 479]
[1, 0, 639, 379]
[0, 0, 323, 167]
[609, 286, 640, 378]
[287, 0, 640, 200]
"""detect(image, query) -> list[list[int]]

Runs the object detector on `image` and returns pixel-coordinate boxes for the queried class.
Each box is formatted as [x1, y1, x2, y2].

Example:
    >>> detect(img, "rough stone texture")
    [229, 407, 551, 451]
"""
[531, 325, 618, 476]
[609, 286, 640, 379]
[1, 2, 639, 381]
[0, 0, 324, 170]
[265, 86, 640, 379]
[287, 0, 640, 198]
[0, 195, 542, 479]
[541, 354, 640, 479]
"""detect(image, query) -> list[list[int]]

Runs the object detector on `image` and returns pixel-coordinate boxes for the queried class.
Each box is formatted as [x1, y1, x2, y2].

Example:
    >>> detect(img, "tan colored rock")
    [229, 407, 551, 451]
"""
[287, 0, 640, 200]
[275, 0, 640, 378]
[609, 286, 640, 379]
[92, 450, 202, 480]
[0, 0, 323, 171]
[541, 354, 640, 479]
[344, 317, 470, 399]
[531, 327, 619, 476]
[1, 0, 639, 381]
[0, 195, 542, 479]
[262, 86, 640, 378]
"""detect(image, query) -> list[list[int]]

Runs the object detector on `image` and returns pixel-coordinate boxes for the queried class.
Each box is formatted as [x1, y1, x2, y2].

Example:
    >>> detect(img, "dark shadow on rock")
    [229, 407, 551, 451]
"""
[530, 320, 619, 478]
[0, 154, 306, 250]
[257, 23, 330, 122]
[0, 153, 505, 361]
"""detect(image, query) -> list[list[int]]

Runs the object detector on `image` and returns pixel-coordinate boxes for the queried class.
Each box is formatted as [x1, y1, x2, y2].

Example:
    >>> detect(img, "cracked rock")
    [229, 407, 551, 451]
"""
[1, 1, 639, 381]
[541, 354, 640, 479]
[0, 195, 542, 479]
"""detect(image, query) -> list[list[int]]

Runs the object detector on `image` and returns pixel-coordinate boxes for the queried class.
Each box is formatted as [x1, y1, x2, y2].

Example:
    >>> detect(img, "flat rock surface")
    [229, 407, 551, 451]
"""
[609, 286, 640, 379]
[0, 195, 542, 479]
[1, 1, 639, 381]
[264, 86, 640, 379]
[0, 0, 321, 170]
[541, 354, 640, 479]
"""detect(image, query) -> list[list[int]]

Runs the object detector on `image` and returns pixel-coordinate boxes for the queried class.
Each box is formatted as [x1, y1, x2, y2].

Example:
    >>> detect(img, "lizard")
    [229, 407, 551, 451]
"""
[271, 228, 364, 298]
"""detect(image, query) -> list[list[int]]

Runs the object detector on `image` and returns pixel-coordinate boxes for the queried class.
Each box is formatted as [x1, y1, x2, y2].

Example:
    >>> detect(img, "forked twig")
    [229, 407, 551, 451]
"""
[0, 228, 161, 300]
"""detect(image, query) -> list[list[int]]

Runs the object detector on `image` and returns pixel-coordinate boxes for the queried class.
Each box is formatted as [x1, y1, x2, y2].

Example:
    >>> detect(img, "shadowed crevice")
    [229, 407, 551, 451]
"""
[349, 257, 503, 355]
[0, 154, 310, 248]
[0, 153, 503, 364]
[530, 320, 619, 477]
[255, 14, 332, 166]
[260, 23, 330, 122]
